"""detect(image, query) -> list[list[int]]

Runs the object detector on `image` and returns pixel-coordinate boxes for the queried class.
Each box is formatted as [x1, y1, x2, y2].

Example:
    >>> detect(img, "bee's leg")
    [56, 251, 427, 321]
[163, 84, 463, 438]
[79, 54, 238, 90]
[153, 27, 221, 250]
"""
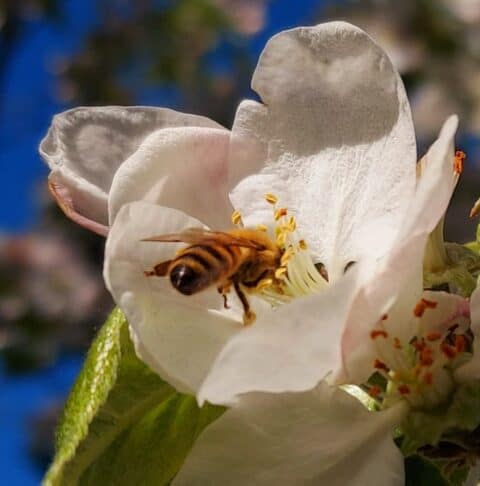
[217, 282, 231, 309]
[144, 260, 171, 277]
[233, 281, 256, 326]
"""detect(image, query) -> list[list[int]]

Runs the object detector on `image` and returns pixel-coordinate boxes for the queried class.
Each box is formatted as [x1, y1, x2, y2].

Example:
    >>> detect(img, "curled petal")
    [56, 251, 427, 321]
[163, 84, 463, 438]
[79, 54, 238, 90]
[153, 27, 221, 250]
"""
[175, 383, 407, 485]
[104, 201, 240, 394]
[48, 174, 109, 236]
[341, 116, 460, 383]
[108, 127, 232, 228]
[229, 21, 416, 278]
[40, 106, 222, 230]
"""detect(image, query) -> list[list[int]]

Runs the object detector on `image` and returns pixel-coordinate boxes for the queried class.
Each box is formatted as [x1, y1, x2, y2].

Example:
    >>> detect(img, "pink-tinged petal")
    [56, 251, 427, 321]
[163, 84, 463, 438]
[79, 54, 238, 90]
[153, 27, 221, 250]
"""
[40, 106, 222, 229]
[104, 201, 240, 394]
[199, 264, 366, 405]
[48, 174, 109, 236]
[418, 290, 470, 335]
[175, 383, 407, 485]
[108, 127, 232, 228]
[229, 22, 416, 278]
[455, 287, 480, 382]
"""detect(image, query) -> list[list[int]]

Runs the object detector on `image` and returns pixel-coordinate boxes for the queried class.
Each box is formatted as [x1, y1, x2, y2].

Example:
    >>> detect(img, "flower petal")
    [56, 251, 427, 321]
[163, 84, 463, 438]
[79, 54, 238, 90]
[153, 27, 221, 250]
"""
[229, 21, 416, 279]
[199, 264, 366, 405]
[341, 115, 460, 383]
[40, 106, 222, 231]
[175, 383, 406, 485]
[104, 201, 240, 394]
[108, 127, 232, 228]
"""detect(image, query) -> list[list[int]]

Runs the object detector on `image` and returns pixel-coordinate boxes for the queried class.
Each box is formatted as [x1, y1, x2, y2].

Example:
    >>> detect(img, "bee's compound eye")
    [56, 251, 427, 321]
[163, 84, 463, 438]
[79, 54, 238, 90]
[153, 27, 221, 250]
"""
[344, 261, 356, 273]
[170, 264, 201, 295]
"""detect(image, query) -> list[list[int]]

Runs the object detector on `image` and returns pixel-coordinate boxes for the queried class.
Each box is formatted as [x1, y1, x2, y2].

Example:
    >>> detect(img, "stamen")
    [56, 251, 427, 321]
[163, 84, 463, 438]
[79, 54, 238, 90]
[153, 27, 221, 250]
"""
[454, 150, 466, 174]
[287, 216, 296, 232]
[393, 337, 402, 349]
[276, 232, 287, 246]
[256, 224, 268, 232]
[398, 384, 411, 395]
[441, 343, 457, 360]
[265, 193, 278, 204]
[455, 335, 466, 353]
[414, 298, 438, 317]
[274, 208, 288, 220]
[298, 239, 307, 250]
[381, 314, 389, 321]
[231, 210, 242, 226]
[426, 331, 442, 342]
[423, 372, 433, 385]
[256, 278, 273, 292]
[370, 330, 388, 340]
[420, 347, 434, 366]
[369, 385, 381, 398]
[275, 267, 287, 280]
[374, 359, 389, 371]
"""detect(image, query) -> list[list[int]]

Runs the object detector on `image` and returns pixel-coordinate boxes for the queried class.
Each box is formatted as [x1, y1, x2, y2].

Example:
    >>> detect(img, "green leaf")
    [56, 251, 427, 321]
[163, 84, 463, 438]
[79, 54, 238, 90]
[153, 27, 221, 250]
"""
[405, 455, 449, 486]
[44, 308, 224, 486]
[401, 382, 480, 456]
[424, 243, 480, 297]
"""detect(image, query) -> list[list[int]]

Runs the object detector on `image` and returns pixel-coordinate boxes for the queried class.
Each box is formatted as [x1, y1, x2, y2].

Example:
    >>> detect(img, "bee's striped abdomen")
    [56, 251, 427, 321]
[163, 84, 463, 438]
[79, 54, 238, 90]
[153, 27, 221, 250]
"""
[169, 244, 244, 295]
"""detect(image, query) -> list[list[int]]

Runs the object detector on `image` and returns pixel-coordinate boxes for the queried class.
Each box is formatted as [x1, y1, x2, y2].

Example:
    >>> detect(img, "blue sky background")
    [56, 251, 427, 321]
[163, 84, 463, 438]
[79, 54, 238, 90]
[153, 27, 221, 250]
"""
[1, 0, 327, 483]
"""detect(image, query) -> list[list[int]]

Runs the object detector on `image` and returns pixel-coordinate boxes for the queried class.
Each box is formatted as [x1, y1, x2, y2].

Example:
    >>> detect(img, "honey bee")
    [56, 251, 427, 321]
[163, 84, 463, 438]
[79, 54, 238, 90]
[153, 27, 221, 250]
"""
[142, 228, 282, 325]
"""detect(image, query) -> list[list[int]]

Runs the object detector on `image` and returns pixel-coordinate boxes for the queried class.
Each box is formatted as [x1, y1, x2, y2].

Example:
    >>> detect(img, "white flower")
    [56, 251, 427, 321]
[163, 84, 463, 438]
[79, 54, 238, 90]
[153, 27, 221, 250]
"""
[40, 21, 463, 399]
[40, 21, 470, 484]
[173, 286, 480, 485]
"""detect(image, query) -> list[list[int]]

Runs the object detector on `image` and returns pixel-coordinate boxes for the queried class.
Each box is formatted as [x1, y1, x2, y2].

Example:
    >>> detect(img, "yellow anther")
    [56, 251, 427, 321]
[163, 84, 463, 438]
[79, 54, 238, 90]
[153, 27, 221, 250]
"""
[256, 278, 273, 291]
[275, 267, 287, 280]
[287, 216, 296, 232]
[298, 239, 307, 250]
[276, 231, 287, 247]
[256, 224, 268, 232]
[231, 210, 242, 226]
[274, 207, 288, 220]
[265, 193, 278, 205]
[281, 247, 294, 266]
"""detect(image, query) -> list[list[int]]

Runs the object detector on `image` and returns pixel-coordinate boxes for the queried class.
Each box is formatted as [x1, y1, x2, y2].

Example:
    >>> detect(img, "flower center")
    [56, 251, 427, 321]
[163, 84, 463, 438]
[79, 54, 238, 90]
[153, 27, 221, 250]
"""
[231, 193, 327, 307]
[366, 299, 472, 410]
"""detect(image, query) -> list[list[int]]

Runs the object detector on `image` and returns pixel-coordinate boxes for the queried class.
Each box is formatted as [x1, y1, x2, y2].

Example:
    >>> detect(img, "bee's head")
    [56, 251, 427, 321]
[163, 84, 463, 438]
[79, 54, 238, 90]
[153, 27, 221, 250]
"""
[170, 264, 204, 295]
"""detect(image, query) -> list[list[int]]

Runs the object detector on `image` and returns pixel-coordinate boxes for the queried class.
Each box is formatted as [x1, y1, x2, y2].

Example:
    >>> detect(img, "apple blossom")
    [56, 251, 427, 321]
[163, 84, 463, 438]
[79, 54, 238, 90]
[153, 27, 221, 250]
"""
[40, 20, 480, 484]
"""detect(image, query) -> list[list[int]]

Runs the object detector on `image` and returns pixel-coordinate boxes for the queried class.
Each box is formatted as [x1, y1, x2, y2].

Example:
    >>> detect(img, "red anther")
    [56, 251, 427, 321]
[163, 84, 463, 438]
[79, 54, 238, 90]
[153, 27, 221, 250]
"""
[393, 337, 402, 349]
[374, 359, 389, 372]
[369, 385, 381, 398]
[370, 330, 388, 340]
[381, 314, 388, 321]
[426, 331, 442, 342]
[398, 384, 411, 395]
[455, 335, 467, 353]
[413, 338, 426, 353]
[423, 372, 434, 385]
[414, 298, 438, 317]
[448, 323, 459, 333]
[420, 347, 434, 366]
[441, 343, 457, 360]
[454, 150, 466, 174]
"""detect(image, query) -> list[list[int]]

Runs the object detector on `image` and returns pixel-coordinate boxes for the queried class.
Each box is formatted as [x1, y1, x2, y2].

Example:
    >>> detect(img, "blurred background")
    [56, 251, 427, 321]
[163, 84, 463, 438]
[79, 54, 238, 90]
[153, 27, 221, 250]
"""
[2, 0, 480, 483]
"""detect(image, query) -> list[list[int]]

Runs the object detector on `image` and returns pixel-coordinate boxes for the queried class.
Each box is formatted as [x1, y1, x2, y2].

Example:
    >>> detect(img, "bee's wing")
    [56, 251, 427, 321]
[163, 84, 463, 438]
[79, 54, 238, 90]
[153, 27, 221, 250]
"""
[141, 228, 265, 249]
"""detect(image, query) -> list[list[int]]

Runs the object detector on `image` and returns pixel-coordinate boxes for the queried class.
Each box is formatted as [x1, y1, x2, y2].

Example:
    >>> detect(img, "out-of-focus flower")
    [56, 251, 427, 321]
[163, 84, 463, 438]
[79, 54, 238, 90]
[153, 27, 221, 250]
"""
[442, 0, 480, 24]
[0, 231, 110, 369]
[214, 0, 267, 34]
